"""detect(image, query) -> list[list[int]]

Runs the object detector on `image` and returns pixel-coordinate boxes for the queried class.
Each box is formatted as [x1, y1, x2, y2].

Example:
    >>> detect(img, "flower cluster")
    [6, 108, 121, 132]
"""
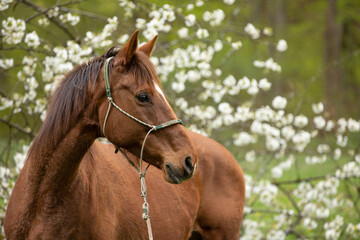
[203, 9, 225, 26]
[1, 17, 26, 44]
[24, 31, 40, 48]
[0, 0, 12, 11]
[59, 13, 80, 26]
[84, 17, 118, 48]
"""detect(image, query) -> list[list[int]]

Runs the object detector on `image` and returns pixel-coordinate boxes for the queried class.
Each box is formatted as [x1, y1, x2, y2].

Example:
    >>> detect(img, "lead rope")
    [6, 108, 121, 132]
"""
[102, 57, 183, 240]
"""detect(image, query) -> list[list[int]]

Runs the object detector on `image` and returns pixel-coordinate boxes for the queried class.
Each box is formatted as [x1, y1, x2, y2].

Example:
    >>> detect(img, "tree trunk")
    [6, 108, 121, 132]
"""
[324, 0, 342, 117]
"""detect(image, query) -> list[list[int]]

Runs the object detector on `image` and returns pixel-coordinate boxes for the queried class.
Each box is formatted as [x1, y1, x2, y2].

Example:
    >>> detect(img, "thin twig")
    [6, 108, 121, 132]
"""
[273, 175, 331, 185]
[0, 117, 35, 138]
[59, 7, 108, 21]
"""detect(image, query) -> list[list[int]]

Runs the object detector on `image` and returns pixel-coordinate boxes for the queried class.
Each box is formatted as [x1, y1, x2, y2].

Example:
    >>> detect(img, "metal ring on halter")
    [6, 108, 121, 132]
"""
[102, 56, 184, 240]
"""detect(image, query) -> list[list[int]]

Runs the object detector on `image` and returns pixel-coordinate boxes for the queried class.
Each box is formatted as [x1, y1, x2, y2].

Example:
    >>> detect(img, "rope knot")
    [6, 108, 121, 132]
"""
[142, 202, 150, 220]
[107, 97, 113, 102]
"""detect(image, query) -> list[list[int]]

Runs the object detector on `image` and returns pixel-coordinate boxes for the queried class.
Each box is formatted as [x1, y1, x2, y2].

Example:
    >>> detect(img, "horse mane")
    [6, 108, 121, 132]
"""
[27, 46, 160, 159]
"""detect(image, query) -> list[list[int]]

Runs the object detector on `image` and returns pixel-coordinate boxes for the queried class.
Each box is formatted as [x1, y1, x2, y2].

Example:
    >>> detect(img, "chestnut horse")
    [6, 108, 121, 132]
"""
[4, 31, 245, 239]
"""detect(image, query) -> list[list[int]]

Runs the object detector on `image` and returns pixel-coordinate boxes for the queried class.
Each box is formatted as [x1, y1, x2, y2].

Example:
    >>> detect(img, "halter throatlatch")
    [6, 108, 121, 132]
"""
[102, 57, 183, 240]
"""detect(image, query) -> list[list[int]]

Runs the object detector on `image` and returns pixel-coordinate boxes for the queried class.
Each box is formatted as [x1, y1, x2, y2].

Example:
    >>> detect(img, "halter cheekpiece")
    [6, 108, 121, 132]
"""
[102, 56, 183, 240]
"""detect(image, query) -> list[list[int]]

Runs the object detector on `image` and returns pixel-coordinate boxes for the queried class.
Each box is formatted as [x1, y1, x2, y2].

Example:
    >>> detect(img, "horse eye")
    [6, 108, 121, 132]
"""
[136, 92, 151, 103]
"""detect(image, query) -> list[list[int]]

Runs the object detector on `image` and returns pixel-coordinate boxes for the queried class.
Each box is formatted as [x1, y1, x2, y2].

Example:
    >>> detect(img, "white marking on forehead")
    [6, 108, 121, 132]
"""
[153, 81, 169, 104]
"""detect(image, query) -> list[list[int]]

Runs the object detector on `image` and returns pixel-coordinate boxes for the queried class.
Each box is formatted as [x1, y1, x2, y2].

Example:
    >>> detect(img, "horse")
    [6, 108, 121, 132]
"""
[4, 31, 198, 239]
[4, 31, 245, 239]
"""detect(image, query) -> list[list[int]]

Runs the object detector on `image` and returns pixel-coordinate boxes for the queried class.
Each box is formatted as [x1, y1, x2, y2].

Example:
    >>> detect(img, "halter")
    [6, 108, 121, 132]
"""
[102, 56, 183, 240]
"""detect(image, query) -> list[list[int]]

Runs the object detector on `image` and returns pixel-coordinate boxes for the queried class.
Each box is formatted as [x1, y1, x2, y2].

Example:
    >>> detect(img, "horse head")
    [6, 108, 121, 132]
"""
[96, 31, 197, 184]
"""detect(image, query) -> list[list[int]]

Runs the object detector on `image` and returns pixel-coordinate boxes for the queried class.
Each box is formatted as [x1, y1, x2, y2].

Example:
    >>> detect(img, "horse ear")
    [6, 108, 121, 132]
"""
[138, 35, 158, 57]
[114, 30, 139, 66]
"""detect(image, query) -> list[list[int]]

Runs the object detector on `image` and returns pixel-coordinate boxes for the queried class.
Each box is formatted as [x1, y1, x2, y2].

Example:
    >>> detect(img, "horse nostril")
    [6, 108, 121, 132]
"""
[184, 156, 193, 175]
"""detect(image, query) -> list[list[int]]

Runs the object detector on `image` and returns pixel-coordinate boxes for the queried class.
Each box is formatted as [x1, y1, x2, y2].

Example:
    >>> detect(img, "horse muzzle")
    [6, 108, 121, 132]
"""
[164, 156, 197, 184]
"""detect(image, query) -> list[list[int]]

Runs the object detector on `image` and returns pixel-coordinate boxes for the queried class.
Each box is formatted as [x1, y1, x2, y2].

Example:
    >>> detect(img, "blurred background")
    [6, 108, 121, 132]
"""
[1, 0, 360, 239]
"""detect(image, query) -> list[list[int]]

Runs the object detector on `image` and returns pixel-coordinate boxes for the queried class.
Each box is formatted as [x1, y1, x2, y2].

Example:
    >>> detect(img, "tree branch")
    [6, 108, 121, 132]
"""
[0, 117, 35, 138]
[21, 0, 79, 42]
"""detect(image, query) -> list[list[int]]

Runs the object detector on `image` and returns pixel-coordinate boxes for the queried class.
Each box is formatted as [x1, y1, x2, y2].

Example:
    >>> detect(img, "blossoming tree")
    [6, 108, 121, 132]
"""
[1, 0, 360, 239]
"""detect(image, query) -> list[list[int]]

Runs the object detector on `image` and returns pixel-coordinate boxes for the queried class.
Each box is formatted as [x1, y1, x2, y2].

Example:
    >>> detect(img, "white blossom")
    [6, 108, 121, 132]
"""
[223, 75, 236, 87]
[263, 27, 273, 36]
[303, 218, 318, 230]
[184, 14, 196, 27]
[13, 145, 29, 173]
[234, 132, 254, 146]
[59, 13, 80, 26]
[214, 39, 223, 52]
[0, 0, 12, 11]
[118, 34, 129, 44]
[38, 17, 50, 26]
[271, 166, 283, 178]
[292, 130, 311, 152]
[348, 118, 360, 132]
[0, 58, 13, 69]
[195, 0, 204, 7]
[245, 150, 256, 162]
[336, 135, 348, 147]
[333, 148, 341, 160]
[314, 116, 326, 129]
[177, 27, 188, 39]
[266, 229, 285, 240]
[244, 23, 260, 39]
[266, 136, 280, 152]
[258, 78, 272, 91]
[316, 207, 330, 218]
[1, 17, 26, 44]
[47, 7, 59, 18]
[253, 60, 265, 68]
[281, 126, 295, 140]
[247, 79, 259, 95]
[196, 28, 209, 39]
[135, 18, 146, 29]
[325, 120, 335, 131]
[312, 102, 324, 114]
[231, 41, 242, 50]
[272, 96, 287, 110]
[119, 0, 136, 17]
[294, 115, 308, 128]
[203, 9, 225, 26]
[171, 81, 185, 93]
[218, 102, 233, 114]
[337, 118, 348, 134]
[224, 0, 235, 5]
[276, 39, 288, 52]
[24, 31, 40, 48]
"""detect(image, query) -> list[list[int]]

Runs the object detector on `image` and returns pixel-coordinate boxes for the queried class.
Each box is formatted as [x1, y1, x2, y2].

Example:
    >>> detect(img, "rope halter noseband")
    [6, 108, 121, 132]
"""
[102, 56, 183, 240]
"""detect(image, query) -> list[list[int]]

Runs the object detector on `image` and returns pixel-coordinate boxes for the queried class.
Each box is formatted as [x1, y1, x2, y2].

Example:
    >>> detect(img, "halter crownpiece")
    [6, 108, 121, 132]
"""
[102, 56, 184, 240]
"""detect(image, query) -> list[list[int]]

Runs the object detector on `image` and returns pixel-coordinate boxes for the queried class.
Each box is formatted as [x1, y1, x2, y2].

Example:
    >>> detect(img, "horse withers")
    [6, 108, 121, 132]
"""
[4, 31, 197, 239]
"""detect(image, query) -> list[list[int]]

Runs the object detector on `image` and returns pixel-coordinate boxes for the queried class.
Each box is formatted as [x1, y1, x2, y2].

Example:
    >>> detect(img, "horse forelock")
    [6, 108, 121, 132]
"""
[129, 51, 162, 91]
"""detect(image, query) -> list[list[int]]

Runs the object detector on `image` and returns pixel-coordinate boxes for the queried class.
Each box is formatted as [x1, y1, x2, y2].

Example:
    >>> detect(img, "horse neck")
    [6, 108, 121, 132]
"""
[5, 118, 98, 239]
[26, 119, 98, 196]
